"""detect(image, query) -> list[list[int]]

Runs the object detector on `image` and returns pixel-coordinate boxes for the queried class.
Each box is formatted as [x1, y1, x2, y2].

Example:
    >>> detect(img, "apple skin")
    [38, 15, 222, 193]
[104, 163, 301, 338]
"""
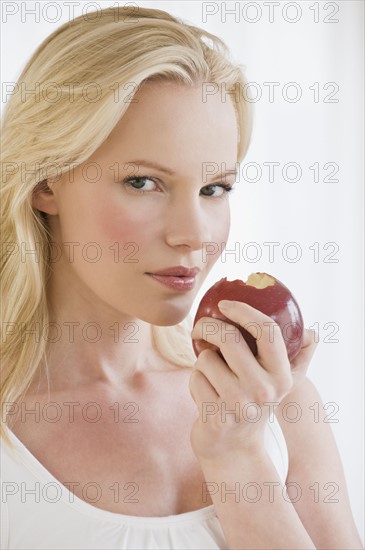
[192, 274, 304, 363]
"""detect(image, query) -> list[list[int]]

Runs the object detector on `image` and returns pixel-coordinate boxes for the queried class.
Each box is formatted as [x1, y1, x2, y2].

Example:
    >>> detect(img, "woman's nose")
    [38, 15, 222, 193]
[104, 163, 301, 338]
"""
[164, 196, 212, 251]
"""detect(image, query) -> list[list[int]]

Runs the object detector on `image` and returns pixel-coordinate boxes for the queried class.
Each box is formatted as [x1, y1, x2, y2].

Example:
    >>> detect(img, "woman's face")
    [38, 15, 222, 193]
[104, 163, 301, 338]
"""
[40, 80, 239, 326]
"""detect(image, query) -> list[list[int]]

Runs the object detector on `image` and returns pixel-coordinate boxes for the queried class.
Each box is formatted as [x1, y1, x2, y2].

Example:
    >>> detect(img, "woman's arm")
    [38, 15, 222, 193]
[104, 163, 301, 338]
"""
[189, 302, 363, 550]
[198, 444, 317, 549]
[190, 302, 318, 549]
[275, 376, 364, 550]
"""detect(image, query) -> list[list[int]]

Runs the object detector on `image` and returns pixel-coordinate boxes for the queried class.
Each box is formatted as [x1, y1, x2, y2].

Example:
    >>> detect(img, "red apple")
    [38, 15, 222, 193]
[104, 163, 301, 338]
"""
[192, 272, 304, 362]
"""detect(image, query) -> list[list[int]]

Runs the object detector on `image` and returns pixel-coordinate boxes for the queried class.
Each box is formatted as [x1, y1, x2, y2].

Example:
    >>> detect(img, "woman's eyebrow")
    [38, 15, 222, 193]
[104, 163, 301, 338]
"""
[124, 159, 239, 180]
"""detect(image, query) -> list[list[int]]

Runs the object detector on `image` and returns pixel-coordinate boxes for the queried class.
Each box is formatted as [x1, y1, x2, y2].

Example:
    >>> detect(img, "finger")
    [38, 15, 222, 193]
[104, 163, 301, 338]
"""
[189, 367, 219, 407]
[193, 301, 291, 377]
[192, 316, 262, 382]
[218, 301, 292, 375]
[290, 328, 319, 371]
[193, 348, 239, 399]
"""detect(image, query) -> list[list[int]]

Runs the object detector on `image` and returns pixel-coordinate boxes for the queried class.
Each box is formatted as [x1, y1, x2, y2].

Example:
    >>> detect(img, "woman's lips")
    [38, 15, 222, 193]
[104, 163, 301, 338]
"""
[146, 273, 197, 291]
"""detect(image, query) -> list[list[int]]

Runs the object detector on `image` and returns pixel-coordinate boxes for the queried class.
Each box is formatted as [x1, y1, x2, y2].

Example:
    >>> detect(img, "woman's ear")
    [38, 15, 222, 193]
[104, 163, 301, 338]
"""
[31, 178, 59, 215]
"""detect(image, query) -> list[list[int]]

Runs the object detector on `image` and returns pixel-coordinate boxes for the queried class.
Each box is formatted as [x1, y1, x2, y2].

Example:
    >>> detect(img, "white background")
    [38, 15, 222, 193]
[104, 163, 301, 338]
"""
[1, 0, 363, 540]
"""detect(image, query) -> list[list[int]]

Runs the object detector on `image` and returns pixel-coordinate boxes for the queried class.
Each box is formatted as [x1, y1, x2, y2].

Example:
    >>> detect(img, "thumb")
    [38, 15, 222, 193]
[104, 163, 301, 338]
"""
[290, 328, 319, 374]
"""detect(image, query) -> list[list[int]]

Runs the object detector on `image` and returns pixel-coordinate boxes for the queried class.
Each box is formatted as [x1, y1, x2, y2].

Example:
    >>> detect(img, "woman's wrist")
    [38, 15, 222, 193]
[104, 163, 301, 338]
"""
[196, 443, 269, 474]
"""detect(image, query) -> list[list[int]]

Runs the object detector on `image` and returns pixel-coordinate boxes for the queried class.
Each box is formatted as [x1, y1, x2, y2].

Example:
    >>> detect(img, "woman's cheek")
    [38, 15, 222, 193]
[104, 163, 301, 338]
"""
[213, 208, 231, 261]
[95, 204, 153, 264]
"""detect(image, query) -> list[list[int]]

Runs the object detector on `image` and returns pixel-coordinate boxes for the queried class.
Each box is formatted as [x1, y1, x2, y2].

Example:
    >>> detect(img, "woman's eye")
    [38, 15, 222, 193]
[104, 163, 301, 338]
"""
[200, 184, 235, 198]
[122, 176, 157, 193]
[120, 176, 235, 198]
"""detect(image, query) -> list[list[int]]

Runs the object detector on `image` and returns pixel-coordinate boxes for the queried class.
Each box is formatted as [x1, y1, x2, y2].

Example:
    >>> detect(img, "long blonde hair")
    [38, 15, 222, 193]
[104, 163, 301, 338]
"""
[0, 6, 253, 447]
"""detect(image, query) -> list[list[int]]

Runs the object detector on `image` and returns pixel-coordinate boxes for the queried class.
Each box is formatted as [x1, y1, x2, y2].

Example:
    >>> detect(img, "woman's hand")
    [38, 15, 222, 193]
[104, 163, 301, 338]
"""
[189, 300, 318, 462]
[289, 325, 319, 387]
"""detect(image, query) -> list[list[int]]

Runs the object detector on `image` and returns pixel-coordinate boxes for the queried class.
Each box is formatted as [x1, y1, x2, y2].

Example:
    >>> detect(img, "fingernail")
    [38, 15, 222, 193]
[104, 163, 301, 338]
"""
[218, 300, 233, 310]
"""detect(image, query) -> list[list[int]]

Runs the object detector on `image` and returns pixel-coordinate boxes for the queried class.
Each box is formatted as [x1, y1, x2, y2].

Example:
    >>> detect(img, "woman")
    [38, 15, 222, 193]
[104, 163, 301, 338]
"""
[1, 6, 363, 549]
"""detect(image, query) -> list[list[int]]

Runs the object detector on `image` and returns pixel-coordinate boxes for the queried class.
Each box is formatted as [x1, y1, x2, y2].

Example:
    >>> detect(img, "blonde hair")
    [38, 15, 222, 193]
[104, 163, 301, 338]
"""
[0, 6, 253, 448]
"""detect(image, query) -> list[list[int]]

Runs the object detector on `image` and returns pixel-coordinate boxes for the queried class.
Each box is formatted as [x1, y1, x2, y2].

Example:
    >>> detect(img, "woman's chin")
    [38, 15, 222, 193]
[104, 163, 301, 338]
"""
[144, 308, 190, 327]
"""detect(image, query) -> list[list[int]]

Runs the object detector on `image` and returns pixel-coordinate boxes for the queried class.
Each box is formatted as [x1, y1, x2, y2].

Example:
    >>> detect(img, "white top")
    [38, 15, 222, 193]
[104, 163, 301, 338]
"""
[1, 414, 289, 549]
